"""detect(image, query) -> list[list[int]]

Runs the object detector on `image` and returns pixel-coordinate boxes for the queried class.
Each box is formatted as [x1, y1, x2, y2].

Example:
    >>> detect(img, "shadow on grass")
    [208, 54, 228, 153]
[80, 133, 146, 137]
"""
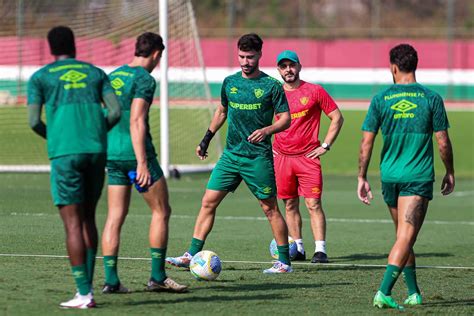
[121, 293, 284, 306]
[332, 252, 453, 262]
[298, 266, 383, 272]
[119, 281, 351, 306]
[423, 298, 474, 307]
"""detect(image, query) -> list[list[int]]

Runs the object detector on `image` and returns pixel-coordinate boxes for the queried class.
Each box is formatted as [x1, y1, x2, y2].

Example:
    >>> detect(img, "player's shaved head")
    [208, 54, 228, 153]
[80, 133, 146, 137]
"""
[237, 33, 263, 52]
[135, 32, 165, 58]
[47, 26, 76, 57]
[390, 44, 418, 73]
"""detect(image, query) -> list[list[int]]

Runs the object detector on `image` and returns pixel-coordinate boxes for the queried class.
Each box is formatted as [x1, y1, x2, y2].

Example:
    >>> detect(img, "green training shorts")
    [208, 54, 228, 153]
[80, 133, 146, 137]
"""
[382, 181, 434, 207]
[207, 150, 276, 200]
[50, 153, 106, 206]
[107, 157, 163, 186]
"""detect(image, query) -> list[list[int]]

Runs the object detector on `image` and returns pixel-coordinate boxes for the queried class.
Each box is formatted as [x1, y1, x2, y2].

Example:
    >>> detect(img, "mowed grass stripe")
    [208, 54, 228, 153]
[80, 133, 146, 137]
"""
[1, 253, 473, 270]
[7, 212, 474, 225]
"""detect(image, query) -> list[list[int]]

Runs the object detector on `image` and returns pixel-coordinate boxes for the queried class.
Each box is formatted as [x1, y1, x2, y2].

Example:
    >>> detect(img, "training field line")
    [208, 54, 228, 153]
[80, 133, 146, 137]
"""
[0, 253, 473, 270]
[7, 212, 474, 225]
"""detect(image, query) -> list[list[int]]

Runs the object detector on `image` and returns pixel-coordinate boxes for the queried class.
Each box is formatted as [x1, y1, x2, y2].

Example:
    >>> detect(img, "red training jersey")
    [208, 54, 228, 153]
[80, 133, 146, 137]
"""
[273, 81, 338, 156]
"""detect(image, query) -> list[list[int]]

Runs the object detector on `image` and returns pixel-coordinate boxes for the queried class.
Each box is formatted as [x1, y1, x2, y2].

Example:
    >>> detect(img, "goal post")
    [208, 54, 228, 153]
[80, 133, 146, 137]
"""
[159, 0, 169, 178]
[0, 0, 221, 175]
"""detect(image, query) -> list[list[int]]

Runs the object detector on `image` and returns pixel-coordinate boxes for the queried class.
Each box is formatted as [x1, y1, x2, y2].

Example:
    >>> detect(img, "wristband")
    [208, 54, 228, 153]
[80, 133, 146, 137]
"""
[198, 129, 215, 156]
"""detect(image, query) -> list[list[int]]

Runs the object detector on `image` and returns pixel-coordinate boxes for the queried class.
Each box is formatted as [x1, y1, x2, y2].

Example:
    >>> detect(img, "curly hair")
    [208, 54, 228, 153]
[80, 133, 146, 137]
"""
[390, 44, 418, 72]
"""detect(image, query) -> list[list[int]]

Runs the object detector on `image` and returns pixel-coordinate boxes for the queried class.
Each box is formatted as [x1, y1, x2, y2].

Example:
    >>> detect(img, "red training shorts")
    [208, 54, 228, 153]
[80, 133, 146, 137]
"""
[274, 153, 323, 199]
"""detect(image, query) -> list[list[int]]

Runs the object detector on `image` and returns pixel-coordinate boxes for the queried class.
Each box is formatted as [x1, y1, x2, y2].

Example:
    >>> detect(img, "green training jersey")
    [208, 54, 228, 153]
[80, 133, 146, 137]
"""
[362, 83, 449, 182]
[221, 71, 289, 158]
[107, 65, 157, 161]
[27, 58, 114, 159]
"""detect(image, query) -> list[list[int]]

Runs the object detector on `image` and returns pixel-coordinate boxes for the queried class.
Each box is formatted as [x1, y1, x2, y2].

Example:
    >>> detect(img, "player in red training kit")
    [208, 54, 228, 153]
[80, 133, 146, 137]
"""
[273, 50, 344, 263]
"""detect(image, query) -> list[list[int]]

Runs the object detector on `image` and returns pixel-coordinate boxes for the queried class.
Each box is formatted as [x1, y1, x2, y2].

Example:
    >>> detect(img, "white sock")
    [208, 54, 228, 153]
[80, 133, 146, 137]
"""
[294, 239, 305, 253]
[315, 240, 326, 254]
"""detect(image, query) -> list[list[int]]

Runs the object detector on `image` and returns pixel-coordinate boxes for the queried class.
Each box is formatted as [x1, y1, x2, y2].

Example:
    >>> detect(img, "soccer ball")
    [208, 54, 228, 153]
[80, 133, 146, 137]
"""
[189, 250, 222, 281]
[269, 237, 298, 260]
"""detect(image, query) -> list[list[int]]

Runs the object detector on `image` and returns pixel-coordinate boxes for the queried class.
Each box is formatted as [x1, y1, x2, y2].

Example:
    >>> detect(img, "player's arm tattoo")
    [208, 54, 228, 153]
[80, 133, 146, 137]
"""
[358, 132, 376, 179]
[404, 198, 428, 229]
[435, 130, 454, 174]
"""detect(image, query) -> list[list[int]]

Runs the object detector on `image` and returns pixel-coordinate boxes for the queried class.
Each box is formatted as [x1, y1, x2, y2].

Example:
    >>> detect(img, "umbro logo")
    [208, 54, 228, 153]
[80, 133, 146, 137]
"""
[111, 77, 125, 90]
[391, 99, 417, 119]
[59, 70, 87, 90]
[262, 186, 272, 194]
[110, 77, 125, 95]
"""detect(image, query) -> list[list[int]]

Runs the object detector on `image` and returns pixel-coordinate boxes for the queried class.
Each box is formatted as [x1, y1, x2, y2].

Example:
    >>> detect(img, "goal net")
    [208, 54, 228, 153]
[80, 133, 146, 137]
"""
[0, 0, 220, 174]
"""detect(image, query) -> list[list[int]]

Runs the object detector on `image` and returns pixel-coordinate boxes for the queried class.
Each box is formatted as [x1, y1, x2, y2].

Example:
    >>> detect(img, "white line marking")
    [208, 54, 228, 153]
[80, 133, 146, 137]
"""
[0, 253, 472, 270]
[7, 212, 474, 225]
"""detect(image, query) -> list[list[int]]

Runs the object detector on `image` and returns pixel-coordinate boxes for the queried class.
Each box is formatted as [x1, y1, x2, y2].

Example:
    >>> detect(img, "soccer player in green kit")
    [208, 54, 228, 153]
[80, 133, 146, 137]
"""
[101, 32, 187, 294]
[166, 33, 293, 273]
[358, 44, 455, 310]
[27, 26, 121, 309]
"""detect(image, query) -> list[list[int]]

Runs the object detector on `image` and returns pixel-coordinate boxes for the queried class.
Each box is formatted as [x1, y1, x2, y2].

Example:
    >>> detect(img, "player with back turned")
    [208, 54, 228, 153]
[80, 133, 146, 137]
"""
[358, 44, 455, 310]
[101, 32, 187, 294]
[27, 26, 121, 309]
[166, 33, 294, 273]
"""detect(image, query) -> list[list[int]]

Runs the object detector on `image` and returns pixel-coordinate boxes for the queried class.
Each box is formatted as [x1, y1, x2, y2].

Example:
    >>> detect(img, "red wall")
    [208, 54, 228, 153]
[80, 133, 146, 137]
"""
[203, 39, 474, 69]
[0, 37, 472, 69]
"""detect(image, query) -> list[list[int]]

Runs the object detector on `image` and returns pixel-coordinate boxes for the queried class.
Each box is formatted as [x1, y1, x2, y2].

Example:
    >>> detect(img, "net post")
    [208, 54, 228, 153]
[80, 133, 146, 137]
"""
[159, 0, 169, 178]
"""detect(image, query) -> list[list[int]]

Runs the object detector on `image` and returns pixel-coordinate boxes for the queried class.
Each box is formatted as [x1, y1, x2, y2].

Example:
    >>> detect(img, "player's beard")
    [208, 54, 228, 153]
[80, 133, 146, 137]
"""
[241, 62, 258, 75]
[283, 72, 299, 84]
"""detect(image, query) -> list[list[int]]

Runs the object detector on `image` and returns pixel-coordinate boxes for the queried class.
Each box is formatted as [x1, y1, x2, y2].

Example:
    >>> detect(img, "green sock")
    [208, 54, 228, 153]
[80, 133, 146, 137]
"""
[103, 255, 120, 286]
[403, 265, 420, 295]
[277, 244, 291, 265]
[86, 248, 97, 285]
[188, 238, 204, 256]
[71, 264, 90, 295]
[150, 248, 167, 283]
[379, 264, 402, 295]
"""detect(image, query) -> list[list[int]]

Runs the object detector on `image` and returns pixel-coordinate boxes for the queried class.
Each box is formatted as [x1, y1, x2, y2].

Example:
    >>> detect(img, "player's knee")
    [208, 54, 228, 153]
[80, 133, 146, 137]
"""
[395, 234, 416, 247]
[262, 205, 281, 220]
[306, 200, 323, 214]
[162, 206, 171, 222]
[64, 220, 82, 235]
[284, 200, 299, 214]
[152, 204, 171, 220]
[201, 198, 218, 212]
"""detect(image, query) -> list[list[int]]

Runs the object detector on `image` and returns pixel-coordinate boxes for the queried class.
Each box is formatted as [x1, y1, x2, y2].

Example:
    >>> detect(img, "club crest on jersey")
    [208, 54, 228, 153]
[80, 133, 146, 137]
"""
[254, 88, 264, 98]
[59, 70, 87, 90]
[230, 87, 238, 94]
[300, 96, 309, 105]
[391, 99, 417, 119]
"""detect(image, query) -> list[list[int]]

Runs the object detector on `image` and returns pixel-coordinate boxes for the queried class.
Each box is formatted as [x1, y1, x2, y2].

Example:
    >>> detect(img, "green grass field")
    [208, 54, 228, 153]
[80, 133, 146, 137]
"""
[1, 107, 473, 176]
[0, 107, 473, 314]
[0, 173, 473, 315]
